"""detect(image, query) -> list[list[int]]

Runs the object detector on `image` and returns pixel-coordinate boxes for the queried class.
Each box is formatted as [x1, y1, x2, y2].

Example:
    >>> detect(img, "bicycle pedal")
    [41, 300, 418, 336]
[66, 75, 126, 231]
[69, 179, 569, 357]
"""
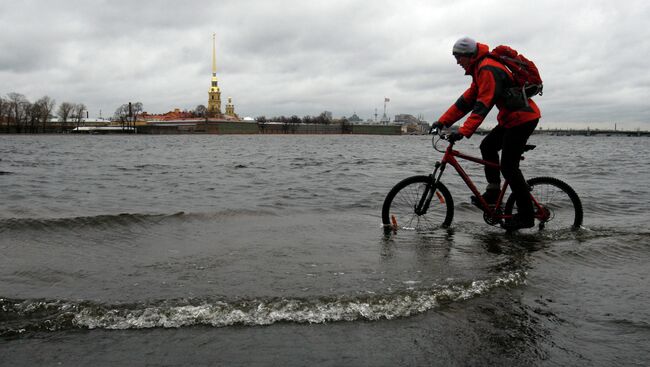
[470, 196, 495, 210]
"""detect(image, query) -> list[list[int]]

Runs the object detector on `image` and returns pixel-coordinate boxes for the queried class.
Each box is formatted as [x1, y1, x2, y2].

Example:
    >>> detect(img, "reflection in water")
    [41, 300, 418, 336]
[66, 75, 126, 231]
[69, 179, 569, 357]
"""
[380, 227, 455, 260]
[379, 223, 581, 362]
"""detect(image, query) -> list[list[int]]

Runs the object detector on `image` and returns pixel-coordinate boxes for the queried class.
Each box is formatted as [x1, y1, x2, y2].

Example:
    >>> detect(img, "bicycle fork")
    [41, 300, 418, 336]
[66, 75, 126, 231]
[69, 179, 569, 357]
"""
[415, 161, 446, 215]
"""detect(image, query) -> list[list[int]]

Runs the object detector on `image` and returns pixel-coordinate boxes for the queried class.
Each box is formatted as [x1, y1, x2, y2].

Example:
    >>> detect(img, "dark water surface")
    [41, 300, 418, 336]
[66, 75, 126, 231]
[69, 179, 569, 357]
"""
[1, 134, 648, 366]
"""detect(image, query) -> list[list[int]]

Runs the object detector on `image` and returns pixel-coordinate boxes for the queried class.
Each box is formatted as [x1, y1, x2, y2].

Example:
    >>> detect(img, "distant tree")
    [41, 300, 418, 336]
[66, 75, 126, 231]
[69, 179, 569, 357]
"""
[340, 117, 352, 134]
[114, 104, 128, 126]
[130, 102, 143, 128]
[272, 115, 288, 123]
[313, 111, 331, 125]
[7, 93, 30, 133]
[256, 116, 267, 133]
[0, 97, 7, 125]
[57, 102, 75, 126]
[72, 103, 87, 128]
[113, 102, 143, 129]
[286, 115, 300, 133]
[26, 101, 41, 133]
[289, 115, 301, 125]
[302, 115, 312, 124]
[194, 104, 207, 118]
[35, 96, 56, 132]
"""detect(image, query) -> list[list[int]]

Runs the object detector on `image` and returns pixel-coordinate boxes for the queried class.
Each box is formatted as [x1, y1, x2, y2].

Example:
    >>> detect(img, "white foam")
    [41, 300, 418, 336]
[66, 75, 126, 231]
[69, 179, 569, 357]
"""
[73, 271, 527, 330]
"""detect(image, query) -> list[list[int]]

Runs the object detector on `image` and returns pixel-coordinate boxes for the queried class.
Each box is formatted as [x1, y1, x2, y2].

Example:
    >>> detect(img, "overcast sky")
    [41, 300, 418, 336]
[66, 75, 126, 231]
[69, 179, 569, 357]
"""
[1, 0, 649, 129]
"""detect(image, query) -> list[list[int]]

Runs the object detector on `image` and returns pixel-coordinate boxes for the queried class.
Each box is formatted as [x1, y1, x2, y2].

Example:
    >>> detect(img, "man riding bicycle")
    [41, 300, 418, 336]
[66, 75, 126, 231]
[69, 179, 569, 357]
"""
[430, 37, 540, 230]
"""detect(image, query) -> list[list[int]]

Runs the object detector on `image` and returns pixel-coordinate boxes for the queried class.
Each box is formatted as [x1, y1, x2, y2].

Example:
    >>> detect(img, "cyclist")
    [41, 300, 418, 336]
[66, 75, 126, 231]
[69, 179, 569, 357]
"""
[430, 37, 540, 230]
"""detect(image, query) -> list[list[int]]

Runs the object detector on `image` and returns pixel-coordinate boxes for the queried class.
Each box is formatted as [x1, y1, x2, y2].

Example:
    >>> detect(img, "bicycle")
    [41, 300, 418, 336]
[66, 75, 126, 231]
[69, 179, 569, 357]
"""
[381, 128, 583, 233]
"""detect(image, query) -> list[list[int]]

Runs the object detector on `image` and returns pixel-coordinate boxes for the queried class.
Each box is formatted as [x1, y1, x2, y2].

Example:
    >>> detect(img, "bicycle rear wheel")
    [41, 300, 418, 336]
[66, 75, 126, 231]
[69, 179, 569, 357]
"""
[381, 175, 454, 232]
[504, 176, 583, 231]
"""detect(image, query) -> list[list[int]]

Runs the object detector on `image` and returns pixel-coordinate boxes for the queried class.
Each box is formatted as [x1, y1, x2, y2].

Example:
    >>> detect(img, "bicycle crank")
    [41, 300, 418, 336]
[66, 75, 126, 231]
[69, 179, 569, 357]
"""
[483, 210, 503, 226]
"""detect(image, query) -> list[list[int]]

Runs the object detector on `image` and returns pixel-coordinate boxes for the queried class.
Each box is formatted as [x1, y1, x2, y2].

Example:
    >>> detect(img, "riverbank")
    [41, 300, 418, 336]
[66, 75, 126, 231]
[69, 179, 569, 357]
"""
[0, 122, 403, 135]
[126, 122, 402, 135]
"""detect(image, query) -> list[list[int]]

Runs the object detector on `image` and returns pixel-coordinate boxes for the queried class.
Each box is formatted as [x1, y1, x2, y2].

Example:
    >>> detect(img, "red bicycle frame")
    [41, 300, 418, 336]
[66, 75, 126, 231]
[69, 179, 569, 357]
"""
[430, 139, 547, 221]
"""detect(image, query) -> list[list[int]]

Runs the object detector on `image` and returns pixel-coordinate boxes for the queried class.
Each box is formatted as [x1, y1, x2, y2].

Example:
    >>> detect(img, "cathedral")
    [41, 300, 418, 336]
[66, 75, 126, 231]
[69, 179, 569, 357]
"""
[208, 34, 237, 119]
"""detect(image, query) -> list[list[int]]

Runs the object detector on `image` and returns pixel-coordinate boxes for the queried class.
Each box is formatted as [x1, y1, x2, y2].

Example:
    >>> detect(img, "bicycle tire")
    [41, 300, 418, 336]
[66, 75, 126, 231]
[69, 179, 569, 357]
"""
[504, 176, 583, 231]
[381, 175, 454, 231]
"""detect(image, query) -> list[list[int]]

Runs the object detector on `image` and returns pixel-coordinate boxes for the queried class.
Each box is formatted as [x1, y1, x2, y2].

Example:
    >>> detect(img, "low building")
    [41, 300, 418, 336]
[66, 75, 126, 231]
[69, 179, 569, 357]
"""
[140, 109, 195, 121]
[347, 113, 363, 123]
[395, 114, 430, 134]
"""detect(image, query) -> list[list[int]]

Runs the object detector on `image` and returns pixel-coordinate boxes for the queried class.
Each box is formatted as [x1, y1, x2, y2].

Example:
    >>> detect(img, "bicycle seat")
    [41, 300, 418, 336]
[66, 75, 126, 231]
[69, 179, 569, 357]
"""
[523, 145, 536, 152]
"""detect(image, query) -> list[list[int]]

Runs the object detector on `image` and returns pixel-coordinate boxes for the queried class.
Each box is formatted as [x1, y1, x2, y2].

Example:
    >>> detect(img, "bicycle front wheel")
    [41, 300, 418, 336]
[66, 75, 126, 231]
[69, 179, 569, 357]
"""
[381, 175, 454, 232]
[504, 176, 583, 231]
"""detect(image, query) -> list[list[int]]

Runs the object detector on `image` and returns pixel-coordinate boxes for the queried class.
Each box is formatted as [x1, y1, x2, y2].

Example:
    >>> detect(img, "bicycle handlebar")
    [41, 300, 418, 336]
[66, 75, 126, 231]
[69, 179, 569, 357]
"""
[429, 127, 447, 139]
[430, 127, 455, 152]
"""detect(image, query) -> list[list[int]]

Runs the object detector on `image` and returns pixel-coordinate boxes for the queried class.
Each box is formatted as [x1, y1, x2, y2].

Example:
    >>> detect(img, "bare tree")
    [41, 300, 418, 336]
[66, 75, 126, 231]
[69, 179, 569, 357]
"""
[26, 101, 41, 133]
[114, 102, 143, 130]
[194, 104, 207, 118]
[35, 96, 56, 132]
[57, 102, 75, 127]
[72, 103, 86, 128]
[272, 116, 288, 123]
[0, 97, 7, 130]
[0, 94, 56, 133]
[256, 116, 267, 133]
[130, 102, 143, 128]
[114, 104, 129, 127]
[313, 112, 331, 125]
[340, 117, 352, 134]
[6, 93, 30, 133]
[289, 115, 301, 124]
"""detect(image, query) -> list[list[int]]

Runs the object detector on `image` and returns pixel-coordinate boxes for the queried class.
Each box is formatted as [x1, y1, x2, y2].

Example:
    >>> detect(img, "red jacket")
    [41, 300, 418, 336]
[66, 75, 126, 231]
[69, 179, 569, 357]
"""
[438, 43, 541, 137]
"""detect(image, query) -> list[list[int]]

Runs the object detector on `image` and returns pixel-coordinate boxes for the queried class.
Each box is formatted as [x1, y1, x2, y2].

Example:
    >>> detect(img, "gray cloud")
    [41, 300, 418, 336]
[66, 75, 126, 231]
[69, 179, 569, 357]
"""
[1, 0, 648, 128]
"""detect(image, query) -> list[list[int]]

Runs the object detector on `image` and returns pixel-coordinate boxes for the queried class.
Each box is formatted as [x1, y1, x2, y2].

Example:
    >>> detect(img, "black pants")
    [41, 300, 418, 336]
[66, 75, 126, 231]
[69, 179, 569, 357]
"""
[480, 120, 538, 217]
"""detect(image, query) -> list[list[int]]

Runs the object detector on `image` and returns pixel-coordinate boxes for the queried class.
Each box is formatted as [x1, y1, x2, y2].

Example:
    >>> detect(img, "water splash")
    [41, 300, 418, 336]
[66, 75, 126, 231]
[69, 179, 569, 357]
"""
[1, 271, 525, 336]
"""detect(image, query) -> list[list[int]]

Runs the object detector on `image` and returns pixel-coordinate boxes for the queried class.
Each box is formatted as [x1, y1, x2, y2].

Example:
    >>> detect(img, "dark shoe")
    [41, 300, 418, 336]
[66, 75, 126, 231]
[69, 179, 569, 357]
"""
[471, 190, 499, 210]
[502, 214, 535, 231]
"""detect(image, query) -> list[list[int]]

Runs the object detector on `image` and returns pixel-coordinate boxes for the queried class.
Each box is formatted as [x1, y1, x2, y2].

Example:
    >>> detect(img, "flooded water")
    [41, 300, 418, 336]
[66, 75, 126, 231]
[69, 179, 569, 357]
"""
[1, 134, 648, 366]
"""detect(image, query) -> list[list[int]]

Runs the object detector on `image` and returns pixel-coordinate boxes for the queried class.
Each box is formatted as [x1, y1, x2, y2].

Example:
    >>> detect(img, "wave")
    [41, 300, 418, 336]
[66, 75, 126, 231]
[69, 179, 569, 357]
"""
[581, 201, 648, 216]
[0, 212, 184, 232]
[0, 271, 525, 337]
[602, 318, 650, 330]
[541, 229, 650, 268]
[0, 209, 278, 232]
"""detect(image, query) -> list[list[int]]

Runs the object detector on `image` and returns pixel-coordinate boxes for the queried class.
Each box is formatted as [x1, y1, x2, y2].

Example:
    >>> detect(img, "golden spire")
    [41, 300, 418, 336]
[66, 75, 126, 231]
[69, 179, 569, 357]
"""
[211, 33, 217, 76]
[208, 33, 221, 116]
[209, 33, 219, 93]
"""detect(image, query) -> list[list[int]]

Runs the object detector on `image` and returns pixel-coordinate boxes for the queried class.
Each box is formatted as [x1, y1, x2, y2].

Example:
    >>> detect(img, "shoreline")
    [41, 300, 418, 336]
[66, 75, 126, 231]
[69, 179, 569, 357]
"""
[0, 124, 648, 136]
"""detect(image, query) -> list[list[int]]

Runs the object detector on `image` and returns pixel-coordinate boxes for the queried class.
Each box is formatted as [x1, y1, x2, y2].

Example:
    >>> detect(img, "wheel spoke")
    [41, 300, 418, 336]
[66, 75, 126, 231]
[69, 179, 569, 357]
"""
[506, 177, 583, 231]
[382, 176, 454, 232]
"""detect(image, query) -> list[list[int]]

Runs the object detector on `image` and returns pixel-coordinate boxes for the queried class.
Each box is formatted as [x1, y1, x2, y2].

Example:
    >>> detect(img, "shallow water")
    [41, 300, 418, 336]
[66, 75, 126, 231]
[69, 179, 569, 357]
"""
[1, 134, 648, 365]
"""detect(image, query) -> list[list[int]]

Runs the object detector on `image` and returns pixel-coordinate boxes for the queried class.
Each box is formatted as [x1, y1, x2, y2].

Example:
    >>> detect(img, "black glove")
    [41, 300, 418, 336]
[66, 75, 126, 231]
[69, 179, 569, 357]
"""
[448, 132, 464, 142]
[429, 121, 445, 134]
